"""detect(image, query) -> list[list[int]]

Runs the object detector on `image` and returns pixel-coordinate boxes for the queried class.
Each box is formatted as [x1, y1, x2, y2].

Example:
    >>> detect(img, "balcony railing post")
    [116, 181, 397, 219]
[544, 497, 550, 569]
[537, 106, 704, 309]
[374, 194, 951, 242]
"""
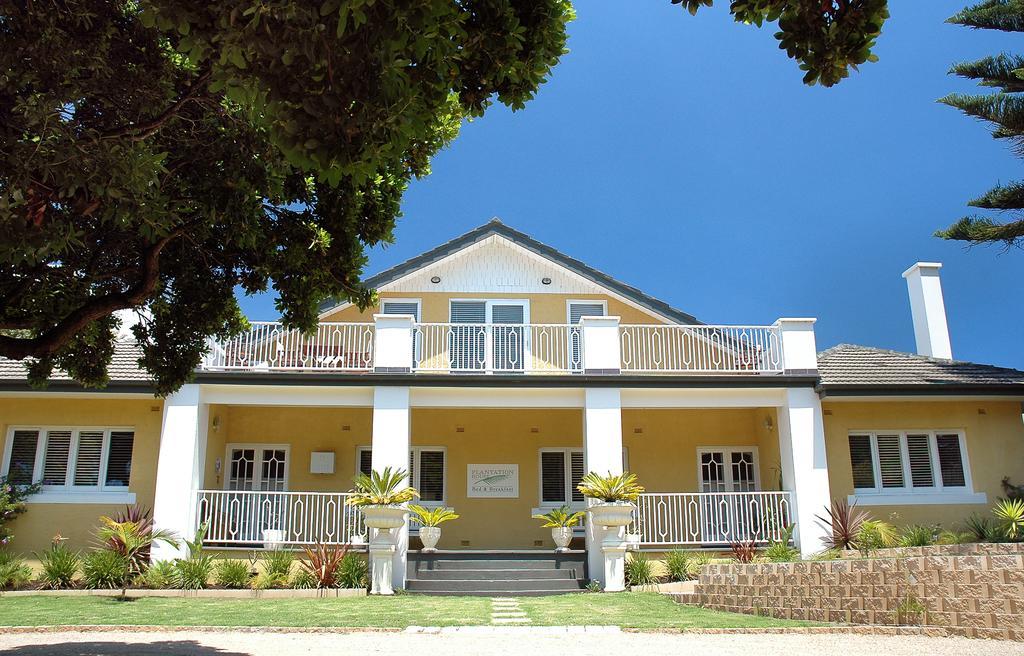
[373, 314, 415, 373]
[774, 318, 818, 374]
[580, 316, 621, 374]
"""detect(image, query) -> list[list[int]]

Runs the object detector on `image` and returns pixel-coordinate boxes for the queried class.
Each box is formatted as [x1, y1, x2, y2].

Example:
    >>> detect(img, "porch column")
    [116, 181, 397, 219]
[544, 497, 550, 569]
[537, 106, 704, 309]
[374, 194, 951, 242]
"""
[370, 386, 411, 592]
[151, 384, 208, 562]
[580, 316, 621, 373]
[583, 387, 625, 590]
[775, 318, 831, 557]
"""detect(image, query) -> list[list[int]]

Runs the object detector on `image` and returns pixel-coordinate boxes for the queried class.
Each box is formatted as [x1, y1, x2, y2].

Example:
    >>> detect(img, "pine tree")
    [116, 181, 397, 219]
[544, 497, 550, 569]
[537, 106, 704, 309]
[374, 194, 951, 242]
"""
[939, 1, 1024, 248]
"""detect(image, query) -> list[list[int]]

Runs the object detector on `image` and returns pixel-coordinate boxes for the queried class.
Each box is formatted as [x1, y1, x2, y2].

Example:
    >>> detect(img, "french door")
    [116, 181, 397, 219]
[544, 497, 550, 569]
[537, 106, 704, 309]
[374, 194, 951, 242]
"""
[223, 445, 289, 543]
[697, 447, 759, 543]
[449, 300, 528, 372]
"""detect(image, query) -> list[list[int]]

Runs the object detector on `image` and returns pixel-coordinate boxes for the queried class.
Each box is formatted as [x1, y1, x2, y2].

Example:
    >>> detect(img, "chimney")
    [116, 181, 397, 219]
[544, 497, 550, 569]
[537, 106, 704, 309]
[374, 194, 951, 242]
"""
[901, 262, 952, 359]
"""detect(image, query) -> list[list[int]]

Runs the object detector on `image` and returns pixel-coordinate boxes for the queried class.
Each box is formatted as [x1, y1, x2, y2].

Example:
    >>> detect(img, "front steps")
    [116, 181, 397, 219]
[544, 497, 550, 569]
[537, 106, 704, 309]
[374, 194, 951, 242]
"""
[406, 550, 588, 596]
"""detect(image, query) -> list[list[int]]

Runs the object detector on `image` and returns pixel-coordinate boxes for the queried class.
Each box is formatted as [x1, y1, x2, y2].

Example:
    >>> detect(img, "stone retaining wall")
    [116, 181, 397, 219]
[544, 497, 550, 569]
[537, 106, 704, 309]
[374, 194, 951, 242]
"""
[672, 543, 1024, 640]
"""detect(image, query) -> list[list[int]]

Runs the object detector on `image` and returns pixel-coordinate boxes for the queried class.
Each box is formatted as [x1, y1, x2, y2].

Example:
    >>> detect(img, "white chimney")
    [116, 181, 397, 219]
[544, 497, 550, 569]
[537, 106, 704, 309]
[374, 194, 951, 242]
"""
[901, 262, 952, 360]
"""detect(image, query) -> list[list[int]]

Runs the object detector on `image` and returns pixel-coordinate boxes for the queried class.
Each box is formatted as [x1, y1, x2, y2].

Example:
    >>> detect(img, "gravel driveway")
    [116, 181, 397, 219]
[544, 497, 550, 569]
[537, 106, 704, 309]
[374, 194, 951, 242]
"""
[0, 629, 1021, 656]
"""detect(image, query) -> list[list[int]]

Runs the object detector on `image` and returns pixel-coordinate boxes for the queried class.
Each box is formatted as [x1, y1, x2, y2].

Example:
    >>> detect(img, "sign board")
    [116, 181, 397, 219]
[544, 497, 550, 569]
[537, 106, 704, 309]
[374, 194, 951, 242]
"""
[467, 464, 519, 498]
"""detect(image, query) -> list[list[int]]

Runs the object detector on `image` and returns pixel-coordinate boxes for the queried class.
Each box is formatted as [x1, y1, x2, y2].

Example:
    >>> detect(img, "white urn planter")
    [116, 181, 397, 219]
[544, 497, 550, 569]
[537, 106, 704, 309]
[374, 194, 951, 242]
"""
[588, 501, 636, 593]
[419, 526, 441, 552]
[551, 527, 573, 552]
[360, 505, 408, 595]
[261, 529, 286, 550]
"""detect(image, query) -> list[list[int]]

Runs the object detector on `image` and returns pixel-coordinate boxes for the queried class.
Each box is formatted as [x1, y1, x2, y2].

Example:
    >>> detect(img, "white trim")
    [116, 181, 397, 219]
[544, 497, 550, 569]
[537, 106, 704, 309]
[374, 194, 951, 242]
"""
[695, 446, 761, 492]
[848, 492, 988, 506]
[846, 429, 977, 498]
[23, 491, 137, 505]
[223, 443, 291, 492]
[2, 425, 136, 496]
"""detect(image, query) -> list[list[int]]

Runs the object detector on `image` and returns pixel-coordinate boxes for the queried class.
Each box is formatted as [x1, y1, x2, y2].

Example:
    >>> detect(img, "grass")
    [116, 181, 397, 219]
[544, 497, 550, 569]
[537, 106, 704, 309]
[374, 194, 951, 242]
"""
[0, 593, 812, 629]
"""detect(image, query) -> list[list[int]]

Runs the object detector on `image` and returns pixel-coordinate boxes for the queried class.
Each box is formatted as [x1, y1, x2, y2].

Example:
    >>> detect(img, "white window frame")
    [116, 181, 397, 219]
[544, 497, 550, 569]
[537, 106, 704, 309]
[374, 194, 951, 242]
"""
[380, 298, 422, 320]
[695, 446, 761, 492]
[1, 426, 137, 504]
[449, 299, 531, 371]
[223, 443, 291, 491]
[846, 430, 987, 506]
[536, 447, 629, 512]
[356, 445, 447, 508]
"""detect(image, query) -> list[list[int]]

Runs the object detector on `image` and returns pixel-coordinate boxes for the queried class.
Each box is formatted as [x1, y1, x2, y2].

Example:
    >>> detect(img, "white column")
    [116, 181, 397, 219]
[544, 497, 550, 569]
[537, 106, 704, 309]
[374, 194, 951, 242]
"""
[151, 384, 208, 561]
[373, 314, 415, 372]
[581, 316, 621, 373]
[371, 386, 411, 592]
[778, 388, 832, 558]
[583, 387, 625, 590]
[902, 262, 952, 359]
[775, 318, 819, 373]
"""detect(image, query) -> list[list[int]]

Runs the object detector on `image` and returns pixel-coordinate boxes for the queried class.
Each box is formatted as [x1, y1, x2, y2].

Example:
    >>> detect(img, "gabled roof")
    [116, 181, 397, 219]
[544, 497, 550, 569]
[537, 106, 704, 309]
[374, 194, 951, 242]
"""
[318, 218, 701, 325]
[817, 343, 1024, 396]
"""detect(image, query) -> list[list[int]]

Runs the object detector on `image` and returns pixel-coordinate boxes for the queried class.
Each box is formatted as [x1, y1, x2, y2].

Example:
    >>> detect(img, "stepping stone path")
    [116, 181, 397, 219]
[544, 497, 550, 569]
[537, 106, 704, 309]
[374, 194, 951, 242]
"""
[490, 597, 531, 625]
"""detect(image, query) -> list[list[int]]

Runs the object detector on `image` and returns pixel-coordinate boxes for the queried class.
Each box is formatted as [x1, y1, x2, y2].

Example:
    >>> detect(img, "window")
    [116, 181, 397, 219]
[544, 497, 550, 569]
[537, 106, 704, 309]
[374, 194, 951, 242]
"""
[566, 301, 606, 371]
[381, 299, 420, 321]
[225, 445, 289, 492]
[2, 427, 135, 501]
[846, 431, 983, 505]
[358, 446, 446, 505]
[538, 448, 627, 508]
[696, 447, 759, 492]
[449, 300, 529, 371]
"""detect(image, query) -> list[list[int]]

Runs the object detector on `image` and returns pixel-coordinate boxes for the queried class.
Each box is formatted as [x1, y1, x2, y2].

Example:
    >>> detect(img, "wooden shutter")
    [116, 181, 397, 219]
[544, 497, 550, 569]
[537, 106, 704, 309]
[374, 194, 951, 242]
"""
[541, 452, 566, 503]
[847, 435, 875, 489]
[104, 431, 134, 487]
[358, 449, 373, 476]
[449, 302, 486, 370]
[73, 431, 104, 486]
[569, 451, 585, 503]
[936, 434, 966, 487]
[418, 450, 445, 502]
[42, 430, 72, 486]
[906, 434, 934, 488]
[876, 434, 904, 488]
[6, 430, 39, 486]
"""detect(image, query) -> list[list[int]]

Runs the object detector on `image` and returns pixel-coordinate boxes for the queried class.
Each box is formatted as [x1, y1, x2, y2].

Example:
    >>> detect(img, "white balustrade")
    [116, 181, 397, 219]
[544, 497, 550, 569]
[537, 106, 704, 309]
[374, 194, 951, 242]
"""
[629, 491, 793, 546]
[412, 323, 582, 373]
[195, 490, 365, 547]
[619, 325, 784, 374]
[202, 322, 374, 371]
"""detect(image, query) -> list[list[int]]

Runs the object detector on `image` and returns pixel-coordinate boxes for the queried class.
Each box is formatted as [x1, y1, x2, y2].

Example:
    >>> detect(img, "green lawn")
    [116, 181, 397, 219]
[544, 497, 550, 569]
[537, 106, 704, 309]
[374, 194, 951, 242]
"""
[0, 593, 811, 629]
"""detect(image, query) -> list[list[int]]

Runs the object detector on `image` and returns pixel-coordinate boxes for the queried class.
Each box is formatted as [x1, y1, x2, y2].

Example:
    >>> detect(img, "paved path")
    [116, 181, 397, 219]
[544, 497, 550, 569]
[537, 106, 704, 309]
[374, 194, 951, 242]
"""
[489, 597, 530, 624]
[0, 629, 1021, 656]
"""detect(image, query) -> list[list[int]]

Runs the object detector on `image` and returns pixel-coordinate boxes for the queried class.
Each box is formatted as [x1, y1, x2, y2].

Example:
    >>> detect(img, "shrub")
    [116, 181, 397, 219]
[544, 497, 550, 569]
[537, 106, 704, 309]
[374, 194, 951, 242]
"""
[764, 523, 799, 562]
[815, 499, 867, 551]
[290, 569, 317, 589]
[687, 551, 713, 578]
[897, 524, 935, 548]
[82, 549, 128, 589]
[140, 560, 176, 589]
[299, 543, 349, 588]
[936, 530, 972, 545]
[337, 552, 369, 589]
[37, 541, 79, 589]
[809, 548, 841, 561]
[625, 553, 656, 587]
[409, 505, 460, 528]
[0, 477, 41, 547]
[214, 559, 252, 589]
[962, 513, 995, 542]
[729, 540, 758, 563]
[251, 549, 294, 589]
[531, 505, 585, 528]
[174, 523, 212, 590]
[993, 498, 1024, 541]
[96, 514, 178, 598]
[664, 550, 691, 581]
[0, 550, 31, 589]
[857, 519, 897, 552]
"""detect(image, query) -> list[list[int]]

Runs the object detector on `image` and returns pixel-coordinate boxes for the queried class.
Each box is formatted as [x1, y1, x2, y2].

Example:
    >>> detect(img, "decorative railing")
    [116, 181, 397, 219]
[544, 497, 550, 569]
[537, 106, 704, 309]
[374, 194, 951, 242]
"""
[195, 490, 365, 547]
[412, 323, 582, 373]
[202, 322, 374, 371]
[628, 491, 793, 546]
[619, 325, 784, 374]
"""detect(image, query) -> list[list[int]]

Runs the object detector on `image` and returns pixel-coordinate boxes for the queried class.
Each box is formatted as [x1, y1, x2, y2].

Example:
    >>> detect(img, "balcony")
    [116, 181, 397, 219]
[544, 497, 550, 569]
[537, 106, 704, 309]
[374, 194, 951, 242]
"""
[200, 318, 795, 376]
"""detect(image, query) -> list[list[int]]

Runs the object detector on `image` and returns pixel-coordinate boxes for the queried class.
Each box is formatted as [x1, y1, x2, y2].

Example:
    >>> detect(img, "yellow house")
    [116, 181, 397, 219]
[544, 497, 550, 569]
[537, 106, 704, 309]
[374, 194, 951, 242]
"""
[2, 220, 1023, 593]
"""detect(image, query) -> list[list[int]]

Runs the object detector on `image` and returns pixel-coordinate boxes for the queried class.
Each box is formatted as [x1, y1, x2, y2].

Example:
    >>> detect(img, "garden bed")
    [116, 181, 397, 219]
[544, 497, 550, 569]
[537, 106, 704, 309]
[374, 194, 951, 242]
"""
[0, 587, 365, 599]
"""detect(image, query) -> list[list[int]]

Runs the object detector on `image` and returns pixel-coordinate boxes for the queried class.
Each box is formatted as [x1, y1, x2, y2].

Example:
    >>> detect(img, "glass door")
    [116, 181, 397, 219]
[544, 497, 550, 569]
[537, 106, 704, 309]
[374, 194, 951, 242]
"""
[449, 300, 528, 372]
[224, 445, 289, 543]
[698, 448, 759, 544]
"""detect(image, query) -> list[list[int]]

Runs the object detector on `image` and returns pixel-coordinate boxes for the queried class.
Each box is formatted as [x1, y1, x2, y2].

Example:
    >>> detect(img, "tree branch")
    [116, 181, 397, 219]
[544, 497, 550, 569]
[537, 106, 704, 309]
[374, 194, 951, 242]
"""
[98, 71, 211, 142]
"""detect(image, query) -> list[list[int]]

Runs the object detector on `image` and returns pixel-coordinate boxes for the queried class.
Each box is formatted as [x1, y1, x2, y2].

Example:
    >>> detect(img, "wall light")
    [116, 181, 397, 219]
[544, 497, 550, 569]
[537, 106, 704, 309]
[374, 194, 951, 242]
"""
[541, 277, 552, 285]
[211, 416, 220, 432]
[763, 416, 774, 431]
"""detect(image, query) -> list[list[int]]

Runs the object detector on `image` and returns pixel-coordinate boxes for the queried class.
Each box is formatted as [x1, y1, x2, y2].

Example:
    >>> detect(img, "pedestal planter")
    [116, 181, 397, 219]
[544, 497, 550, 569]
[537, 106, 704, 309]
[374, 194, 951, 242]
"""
[360, 505, 409, 595]
[588, 501, 636, 592]
[419, 526, 441, 551]
[551, 527, 573, 552]
[261, 529, 286, 550]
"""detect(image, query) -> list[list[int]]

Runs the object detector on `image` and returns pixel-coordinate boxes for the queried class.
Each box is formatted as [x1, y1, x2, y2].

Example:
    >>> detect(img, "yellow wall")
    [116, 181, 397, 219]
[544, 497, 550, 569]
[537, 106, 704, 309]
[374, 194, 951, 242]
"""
[822, 400, 1024, 527]
[0, 397, 164, 553]
[321, 292, 668, 325]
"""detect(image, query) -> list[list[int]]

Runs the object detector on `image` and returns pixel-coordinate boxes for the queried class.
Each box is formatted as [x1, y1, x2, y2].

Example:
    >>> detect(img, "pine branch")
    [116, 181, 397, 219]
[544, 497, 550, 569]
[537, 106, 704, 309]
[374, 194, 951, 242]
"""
[949, 0, 1024, 32]
[939, 92, 1024, 135]
[970, 181, 1024, 209]
[935, 214, 1024, 247]
[950, 53, 1024, 92]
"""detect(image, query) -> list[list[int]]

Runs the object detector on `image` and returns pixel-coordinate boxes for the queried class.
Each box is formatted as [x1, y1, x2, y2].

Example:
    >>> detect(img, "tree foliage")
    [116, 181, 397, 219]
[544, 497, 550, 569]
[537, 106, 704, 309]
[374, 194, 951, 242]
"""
[939, 1, 1024, 248]
[0, 1, 887, 394]
[674, 0, 889, 87]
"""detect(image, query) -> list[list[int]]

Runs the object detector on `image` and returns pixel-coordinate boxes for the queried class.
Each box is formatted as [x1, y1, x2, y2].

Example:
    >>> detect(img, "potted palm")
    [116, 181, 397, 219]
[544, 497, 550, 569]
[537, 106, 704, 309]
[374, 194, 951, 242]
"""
[409, 505, 459, 552]
[576, 471, 644, 528]
[532, 505, 586, 552]
[346, 467, 419, 595]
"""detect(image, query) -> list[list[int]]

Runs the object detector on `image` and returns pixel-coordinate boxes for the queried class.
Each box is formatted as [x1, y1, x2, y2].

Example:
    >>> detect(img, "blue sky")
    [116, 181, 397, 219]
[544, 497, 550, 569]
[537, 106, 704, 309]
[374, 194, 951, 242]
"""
[239, 2, 1024, 369]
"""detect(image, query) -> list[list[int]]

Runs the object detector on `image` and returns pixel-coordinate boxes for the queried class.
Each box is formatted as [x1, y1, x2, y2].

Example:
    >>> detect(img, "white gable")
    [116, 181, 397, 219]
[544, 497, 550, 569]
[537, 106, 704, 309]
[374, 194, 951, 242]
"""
[384, 235, 607, 295]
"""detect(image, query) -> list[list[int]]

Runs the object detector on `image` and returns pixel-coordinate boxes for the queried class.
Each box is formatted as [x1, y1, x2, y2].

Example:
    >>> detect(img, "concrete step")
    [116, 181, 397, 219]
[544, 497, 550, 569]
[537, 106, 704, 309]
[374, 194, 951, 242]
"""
[406, 578, 585, 592]
[414, 568, 580, 581]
